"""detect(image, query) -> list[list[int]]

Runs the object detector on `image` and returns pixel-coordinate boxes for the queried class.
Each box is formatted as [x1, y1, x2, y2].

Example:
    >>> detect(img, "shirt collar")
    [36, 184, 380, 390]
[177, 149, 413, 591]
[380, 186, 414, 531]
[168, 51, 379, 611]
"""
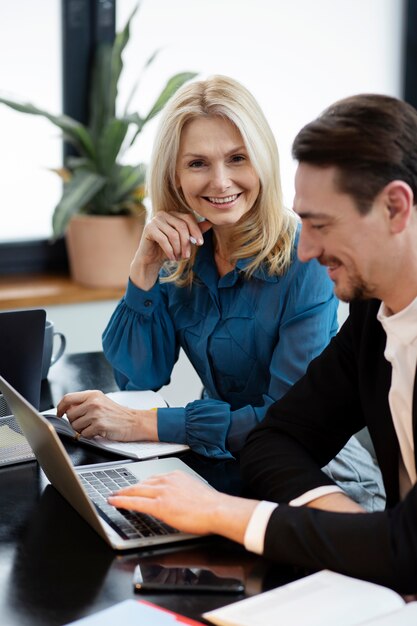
[193, 230, 280, 286]
[377, 294, 417, 346]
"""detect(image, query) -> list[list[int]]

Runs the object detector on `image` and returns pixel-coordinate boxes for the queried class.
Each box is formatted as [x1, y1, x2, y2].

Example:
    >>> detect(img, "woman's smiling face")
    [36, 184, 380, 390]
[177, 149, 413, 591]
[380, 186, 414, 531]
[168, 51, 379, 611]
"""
[175, 116, 260, 228]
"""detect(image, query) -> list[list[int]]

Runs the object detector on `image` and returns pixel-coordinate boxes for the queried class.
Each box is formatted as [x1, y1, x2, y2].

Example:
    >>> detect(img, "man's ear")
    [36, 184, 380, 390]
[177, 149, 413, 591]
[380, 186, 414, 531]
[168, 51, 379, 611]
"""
[383, 180, 414, 233]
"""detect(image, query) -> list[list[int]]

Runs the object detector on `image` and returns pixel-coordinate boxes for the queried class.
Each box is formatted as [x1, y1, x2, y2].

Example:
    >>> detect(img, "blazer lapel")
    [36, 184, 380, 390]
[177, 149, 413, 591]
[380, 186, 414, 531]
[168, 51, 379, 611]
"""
[367, 349, 400, 506]
[412, 366, 417, 470]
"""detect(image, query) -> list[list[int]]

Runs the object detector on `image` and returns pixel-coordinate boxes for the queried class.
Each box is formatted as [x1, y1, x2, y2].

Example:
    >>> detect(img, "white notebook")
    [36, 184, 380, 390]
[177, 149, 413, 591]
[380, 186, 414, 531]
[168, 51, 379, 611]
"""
[44, 390, 189, 460]
[203, 570, 417, 626]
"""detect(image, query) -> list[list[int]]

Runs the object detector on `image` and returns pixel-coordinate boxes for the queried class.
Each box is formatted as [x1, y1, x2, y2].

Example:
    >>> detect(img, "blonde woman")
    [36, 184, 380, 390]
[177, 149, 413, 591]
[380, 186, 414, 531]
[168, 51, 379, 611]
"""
[58, 76, 383, 510]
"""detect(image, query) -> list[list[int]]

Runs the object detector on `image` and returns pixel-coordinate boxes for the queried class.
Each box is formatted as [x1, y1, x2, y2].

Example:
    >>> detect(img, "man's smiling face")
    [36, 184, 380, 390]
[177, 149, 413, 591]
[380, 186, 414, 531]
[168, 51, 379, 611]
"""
[293, 163, 391, 303]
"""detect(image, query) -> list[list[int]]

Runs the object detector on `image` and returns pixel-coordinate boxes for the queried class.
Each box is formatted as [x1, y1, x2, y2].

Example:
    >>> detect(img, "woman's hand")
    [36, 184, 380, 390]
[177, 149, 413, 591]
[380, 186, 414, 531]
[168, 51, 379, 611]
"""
[108, 470, 259, 541]
[56, 390, 158, 442]
[130, 211, 212, 290]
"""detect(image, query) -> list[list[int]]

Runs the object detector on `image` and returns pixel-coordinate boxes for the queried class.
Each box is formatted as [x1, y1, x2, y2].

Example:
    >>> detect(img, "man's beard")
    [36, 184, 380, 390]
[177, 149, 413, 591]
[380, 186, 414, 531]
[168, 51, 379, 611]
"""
[336, 277, 375, 303]
[319, 255, 376, 303]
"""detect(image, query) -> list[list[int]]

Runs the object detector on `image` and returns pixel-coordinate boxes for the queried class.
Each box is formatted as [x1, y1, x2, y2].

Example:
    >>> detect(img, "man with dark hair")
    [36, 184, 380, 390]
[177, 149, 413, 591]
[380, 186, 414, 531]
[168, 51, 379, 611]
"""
[292, 94, 417, 214]
[109, 94, 417, 593]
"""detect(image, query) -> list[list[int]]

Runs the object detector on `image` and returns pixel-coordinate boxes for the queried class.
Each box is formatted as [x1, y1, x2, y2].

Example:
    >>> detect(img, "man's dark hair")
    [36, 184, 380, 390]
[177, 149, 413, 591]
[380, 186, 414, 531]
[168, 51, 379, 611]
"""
[292, 94, 417, 213]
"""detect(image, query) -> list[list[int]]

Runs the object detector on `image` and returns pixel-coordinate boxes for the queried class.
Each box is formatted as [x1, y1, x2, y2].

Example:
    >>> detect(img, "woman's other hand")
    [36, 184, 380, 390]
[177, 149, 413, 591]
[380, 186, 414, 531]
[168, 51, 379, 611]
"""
[56, 390, 158, 442]
[130, 211, 212, 290]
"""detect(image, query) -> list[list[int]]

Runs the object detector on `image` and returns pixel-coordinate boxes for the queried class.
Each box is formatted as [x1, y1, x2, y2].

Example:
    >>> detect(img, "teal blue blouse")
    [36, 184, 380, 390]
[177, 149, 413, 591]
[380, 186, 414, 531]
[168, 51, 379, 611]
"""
[102, 229, 338, 459]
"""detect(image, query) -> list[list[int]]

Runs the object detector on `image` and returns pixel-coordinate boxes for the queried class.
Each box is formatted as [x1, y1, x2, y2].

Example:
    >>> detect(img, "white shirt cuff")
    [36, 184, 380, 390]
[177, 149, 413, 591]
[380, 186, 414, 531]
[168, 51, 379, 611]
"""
[289, 485, 343, 507]
[244, 500, 278, 555]
[243, 487, 344, 555]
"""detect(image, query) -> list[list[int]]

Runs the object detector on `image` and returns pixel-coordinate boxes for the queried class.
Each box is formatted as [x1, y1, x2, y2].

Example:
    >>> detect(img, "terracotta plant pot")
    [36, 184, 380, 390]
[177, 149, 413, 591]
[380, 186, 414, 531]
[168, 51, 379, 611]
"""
[66, 214, 145, 288]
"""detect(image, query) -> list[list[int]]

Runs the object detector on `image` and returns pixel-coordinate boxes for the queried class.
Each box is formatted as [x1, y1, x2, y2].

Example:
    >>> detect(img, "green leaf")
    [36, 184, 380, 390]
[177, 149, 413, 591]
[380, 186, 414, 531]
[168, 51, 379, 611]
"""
[119, 112, 146, 149]
[52, 170, 106, 238]
[89, 45, 114, 142]
[89, 4, 139, 141]
[121, 111, 145, 130]
[143, 72, 198, 123]
[96, 119, 129, 174]
[0, 96, 95, 159]
[65, 156, 93, 170]
[123, 47, 162, 115]
[143, 47, 162, 71]
[126, 71, 197, 148]
[109, 4, 140, 117]
[111, 163, 146, 203]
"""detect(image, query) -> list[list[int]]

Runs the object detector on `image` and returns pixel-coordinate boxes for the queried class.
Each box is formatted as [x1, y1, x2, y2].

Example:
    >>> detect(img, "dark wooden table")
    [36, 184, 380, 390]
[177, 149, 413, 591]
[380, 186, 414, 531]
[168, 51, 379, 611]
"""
[0, 352, 302, 626]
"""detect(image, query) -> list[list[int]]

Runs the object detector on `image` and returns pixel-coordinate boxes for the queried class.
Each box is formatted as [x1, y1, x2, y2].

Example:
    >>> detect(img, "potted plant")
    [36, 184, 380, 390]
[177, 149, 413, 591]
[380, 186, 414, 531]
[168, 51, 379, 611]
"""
[0, 6, 196, 287]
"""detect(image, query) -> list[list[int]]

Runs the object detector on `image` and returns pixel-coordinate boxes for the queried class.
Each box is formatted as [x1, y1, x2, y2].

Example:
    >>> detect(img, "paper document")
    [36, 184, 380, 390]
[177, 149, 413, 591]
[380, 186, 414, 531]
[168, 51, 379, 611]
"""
[203, 570, 415, 626]
[105, 389, 167, 409]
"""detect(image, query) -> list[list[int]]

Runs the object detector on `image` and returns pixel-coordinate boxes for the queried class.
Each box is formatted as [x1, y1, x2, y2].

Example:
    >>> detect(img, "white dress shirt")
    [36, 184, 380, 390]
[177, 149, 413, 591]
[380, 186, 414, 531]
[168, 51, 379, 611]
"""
[244, 296, 417, 554]
[377, 297, 417, 497]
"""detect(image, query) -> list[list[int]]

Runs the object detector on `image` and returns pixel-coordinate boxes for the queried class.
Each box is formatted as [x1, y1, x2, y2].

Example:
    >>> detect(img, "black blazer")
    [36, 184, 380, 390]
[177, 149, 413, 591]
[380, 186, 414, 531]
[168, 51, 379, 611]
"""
[240, 299, 417, 593]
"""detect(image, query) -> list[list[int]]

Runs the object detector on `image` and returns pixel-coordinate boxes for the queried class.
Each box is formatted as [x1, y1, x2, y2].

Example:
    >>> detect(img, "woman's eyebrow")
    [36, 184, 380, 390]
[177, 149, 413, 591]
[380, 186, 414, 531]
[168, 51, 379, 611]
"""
[181, 145, 247, 159]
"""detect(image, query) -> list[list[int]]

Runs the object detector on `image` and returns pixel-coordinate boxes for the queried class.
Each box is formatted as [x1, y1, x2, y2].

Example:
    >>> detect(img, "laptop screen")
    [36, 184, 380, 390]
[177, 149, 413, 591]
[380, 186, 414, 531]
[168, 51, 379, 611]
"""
[0, 309, 46, 413]
[0, 309, 46, 466]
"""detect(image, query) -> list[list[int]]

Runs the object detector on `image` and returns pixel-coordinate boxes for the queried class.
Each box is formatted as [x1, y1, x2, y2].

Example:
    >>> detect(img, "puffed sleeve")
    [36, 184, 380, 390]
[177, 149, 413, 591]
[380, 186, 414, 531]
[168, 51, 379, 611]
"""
[102, 279, 179, 390]
[159, 257, 338, 459]
[158, 400, 232, 459]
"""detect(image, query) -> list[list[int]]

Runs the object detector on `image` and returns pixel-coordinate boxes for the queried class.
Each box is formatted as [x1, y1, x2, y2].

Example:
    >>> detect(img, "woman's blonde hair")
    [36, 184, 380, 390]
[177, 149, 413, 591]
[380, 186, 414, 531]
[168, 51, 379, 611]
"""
[147, 75, 297, 285]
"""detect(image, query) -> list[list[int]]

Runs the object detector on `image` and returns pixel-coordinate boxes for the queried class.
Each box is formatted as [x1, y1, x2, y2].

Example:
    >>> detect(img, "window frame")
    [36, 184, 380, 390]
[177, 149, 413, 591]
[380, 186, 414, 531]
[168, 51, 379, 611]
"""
[0, 0, 415, 275]
[404, 0, 417, 108]
[0, 0, 115, 275]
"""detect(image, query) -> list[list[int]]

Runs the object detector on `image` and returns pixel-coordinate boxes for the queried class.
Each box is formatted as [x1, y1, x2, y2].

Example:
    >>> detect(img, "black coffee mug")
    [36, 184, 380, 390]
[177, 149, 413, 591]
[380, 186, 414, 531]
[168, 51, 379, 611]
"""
[41, 320, 66, 380]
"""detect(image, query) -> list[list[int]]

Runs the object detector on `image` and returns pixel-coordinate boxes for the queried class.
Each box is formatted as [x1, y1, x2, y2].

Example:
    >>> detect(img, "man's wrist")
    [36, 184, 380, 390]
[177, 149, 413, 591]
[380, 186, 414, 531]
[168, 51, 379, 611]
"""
[210, 493, 259, 544]
[244, 501, 278, 554]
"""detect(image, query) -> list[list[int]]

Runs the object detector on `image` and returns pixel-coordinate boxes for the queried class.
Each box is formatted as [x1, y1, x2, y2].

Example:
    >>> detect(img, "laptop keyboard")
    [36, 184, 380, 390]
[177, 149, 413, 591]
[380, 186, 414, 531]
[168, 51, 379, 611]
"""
[79, 467, 179, 540]
[0, 416, 35, 466]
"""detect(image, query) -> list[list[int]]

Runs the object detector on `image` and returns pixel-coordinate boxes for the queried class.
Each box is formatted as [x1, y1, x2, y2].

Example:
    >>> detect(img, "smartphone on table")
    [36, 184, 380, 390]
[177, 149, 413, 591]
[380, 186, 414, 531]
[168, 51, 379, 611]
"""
[133, 564, 245, 593]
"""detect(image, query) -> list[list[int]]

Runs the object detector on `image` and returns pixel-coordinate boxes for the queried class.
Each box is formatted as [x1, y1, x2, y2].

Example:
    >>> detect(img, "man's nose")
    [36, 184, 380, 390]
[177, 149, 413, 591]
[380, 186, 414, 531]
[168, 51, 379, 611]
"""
[297, 226, 322, 263]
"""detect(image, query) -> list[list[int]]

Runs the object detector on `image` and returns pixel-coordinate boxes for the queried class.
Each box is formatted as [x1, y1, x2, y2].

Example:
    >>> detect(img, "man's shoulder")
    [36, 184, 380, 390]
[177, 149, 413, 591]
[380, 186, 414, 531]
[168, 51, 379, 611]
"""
[338, 299, 385, 351]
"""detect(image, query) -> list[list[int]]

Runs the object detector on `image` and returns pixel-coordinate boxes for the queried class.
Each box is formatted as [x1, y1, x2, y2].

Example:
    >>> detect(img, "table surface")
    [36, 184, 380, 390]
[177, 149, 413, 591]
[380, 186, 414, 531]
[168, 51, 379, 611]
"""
[1, 352, 303, 626]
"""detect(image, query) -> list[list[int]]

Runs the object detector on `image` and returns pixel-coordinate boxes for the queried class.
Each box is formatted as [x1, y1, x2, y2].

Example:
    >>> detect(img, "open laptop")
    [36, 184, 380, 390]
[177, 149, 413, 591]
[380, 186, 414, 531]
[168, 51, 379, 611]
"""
[0, 309, 46, 467]
[0, 375, 205, 550]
